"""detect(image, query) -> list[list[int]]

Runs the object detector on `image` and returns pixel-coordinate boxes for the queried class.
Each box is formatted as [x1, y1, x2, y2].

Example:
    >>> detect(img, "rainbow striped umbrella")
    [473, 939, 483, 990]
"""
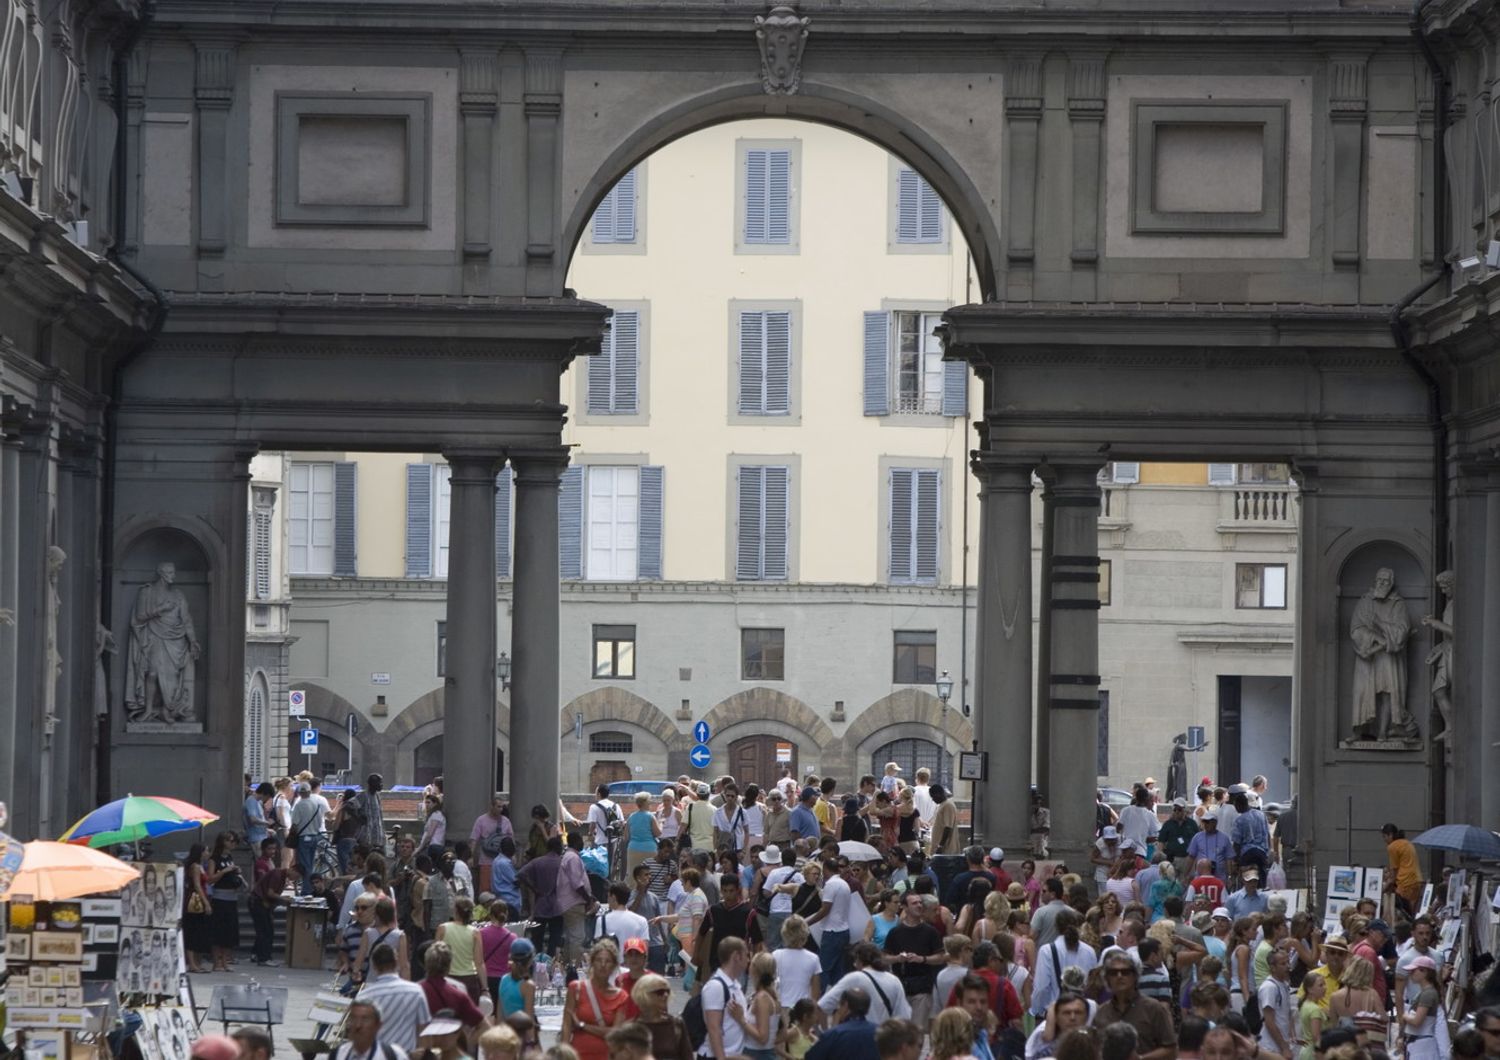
[59, 795, 218, 849]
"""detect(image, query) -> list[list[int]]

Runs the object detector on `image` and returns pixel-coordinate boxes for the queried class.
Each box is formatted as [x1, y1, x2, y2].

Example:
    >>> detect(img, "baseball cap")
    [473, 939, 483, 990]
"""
[1171, 797, 1187, 809]
[800, 786, 819, 802]
[1101, 826, 1118, 839]
[1241, 867, 1260, 881]
[1211, 907, 1232, 920]
[1201, 810, 1218, 822]
[623, 937, 649, 956]
[885, 761, 902, 772]
[509, 938, 535, 960]
[1406, 954, 1437, 972]
[1228, 783, 1249, 795]
[989, 847, 1005, 863]
[1367, 918, 1391, 935]
[696, 782, 710, 797]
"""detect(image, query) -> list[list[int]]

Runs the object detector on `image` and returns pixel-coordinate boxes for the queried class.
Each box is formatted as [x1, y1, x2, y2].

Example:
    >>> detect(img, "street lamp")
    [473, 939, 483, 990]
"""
[496, 652, 511, 692]
[935, 670, 953, 786]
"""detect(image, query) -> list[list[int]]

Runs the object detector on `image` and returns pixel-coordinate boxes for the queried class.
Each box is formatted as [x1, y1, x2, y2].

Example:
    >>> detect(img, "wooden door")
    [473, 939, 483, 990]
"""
[590, 760, 631, 789]
[728, 736, 796, 790]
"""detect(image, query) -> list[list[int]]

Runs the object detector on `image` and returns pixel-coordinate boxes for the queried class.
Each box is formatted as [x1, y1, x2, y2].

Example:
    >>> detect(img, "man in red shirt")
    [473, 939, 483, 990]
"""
[985, 847, 1013, 893]
[946, 940, 1023, 1031]
[1185, 858, 1226, 911]
[1351, 918, 1391, 997]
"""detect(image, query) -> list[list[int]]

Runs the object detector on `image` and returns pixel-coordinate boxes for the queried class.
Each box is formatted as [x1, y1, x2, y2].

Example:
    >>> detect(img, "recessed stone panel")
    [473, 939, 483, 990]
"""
[1153, 123, 1264, 214]
[296, 115, 409, 207]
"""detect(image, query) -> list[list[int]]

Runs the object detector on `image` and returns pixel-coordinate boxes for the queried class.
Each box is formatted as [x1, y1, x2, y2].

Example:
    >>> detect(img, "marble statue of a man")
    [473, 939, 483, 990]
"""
[125, 562, 201, 723]
[1350, 567, 1417, 741]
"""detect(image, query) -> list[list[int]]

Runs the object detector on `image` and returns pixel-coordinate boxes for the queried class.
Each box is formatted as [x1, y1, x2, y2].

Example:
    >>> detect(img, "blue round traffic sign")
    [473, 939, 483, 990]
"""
[689, 743, 711, 769]
[692, 720, 711, 744]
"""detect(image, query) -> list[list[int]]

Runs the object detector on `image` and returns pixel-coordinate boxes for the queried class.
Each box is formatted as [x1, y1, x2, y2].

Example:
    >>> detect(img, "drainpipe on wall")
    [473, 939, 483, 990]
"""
[98, 0, 167, 803]
[1392, 0, 1450, 838]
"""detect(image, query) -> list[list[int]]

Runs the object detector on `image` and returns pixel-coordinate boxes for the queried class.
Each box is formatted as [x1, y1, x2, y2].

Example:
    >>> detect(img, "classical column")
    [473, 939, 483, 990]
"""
[1482, 477, 1500, 826]
[442, 452, 502, 832]
[1289, 464, 1322, 854]
[509, 449, 567, 826]
[1045, 462, 1103, 867]
[0, 423, 20, 816]
[971, 455, 1034, 848]
[1033, 468, 1055, 798]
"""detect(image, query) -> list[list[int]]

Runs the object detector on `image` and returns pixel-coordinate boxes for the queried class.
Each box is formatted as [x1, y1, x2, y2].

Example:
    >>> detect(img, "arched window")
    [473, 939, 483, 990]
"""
[245, 672, 269, 779]
[871, 737, 950, 784]
[412, 735, 505, 791]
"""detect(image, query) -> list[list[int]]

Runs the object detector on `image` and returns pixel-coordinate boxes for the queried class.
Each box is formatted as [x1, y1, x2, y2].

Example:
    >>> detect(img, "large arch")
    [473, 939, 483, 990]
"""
[842, 688, 974, 751]
[560, 81, 1002, 300]
[385, 687, 512, 787]
[702, 688, 835, 750]
[559, 688, 681, 748]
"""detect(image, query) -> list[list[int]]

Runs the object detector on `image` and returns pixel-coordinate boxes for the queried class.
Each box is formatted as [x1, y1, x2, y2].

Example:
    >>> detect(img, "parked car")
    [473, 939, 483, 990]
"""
[605, 780, 676, 799]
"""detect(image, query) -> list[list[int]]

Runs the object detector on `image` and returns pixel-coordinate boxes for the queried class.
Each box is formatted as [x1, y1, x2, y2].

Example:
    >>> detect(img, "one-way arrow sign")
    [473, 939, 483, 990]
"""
[692, 720, 711, 744]
[689, 743, 711, 769]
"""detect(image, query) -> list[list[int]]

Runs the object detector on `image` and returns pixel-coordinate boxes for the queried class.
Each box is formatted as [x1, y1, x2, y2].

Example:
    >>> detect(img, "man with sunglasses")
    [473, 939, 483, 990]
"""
[1473, 1006, 1500, 1060]
[1091, 954, 1178, 1060]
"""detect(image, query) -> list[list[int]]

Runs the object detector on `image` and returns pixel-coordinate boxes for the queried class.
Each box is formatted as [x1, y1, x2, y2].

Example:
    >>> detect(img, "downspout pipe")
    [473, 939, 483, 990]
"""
[98, 0, 166, 802]
[1393, 0, 1450, 836]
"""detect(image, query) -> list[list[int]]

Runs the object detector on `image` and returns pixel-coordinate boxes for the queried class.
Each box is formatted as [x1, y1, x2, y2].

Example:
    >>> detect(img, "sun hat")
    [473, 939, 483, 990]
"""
[1211, 907, 1232, 920]
[1101, 826, 1118, 839]
[420, 1018, 464, 1038]
[1321, 935, 1349, 953]
[760, 844, 783, 865]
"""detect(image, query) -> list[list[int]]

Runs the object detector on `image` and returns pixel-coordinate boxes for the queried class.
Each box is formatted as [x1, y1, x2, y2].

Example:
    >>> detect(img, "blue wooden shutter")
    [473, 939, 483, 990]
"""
[918, 176, 943, 242]
[405, 463, 434, 578]
[896, 169, 920, 242]
[767, 149, 790, 243]
[745, 150, 768, 243]
[864, 311, 890, 416]
[611, 168, 636, 243]
[586, 328, 613, 413]
[613, 310, 639, 413]
[333, 461, 358, 577]
[591, 181, 616, 243]
[638, 465, 664, 580]
[941, 359, 968, 417]
[559, 465, 583, 579]
[914, 468, 941, 583]
[738, 311, 765, 414]
[764, 311, 791, 414]
[736, 466, 764, 580]
[889, 468, 914, 583]
[495, 466, 512, 579]
[762, 465, 789, 581]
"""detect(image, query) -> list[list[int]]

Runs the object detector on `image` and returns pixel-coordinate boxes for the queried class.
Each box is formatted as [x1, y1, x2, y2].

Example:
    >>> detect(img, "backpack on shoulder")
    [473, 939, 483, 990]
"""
[682, 974, 728, 1052]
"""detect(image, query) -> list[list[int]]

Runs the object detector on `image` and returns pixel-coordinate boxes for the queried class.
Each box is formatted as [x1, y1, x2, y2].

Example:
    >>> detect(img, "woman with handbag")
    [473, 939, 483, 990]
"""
[205, 831, 244, 972]
[182, 843, 213, 973]
[561, 940, 631, 1060]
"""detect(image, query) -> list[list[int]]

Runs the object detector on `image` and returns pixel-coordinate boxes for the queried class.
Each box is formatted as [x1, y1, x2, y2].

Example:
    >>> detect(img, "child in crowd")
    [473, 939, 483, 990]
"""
[778, 999, 818, 1060]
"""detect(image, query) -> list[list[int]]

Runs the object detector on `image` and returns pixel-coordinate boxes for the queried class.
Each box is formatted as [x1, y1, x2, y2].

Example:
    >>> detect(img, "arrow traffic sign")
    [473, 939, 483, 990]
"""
[692, 720, 711, 744]
[689, 743, 711, 769]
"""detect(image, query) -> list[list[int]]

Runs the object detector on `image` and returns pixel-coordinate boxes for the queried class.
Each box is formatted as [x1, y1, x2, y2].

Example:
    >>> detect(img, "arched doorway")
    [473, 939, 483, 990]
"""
[870, 737, 949, 785]
[287, 729, 349, 783]
[413, 734, 505, 792]
[728, 735, 797, 790]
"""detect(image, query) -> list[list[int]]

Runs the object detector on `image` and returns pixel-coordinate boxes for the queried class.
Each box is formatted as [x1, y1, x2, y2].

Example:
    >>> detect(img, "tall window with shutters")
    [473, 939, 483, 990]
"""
[862, 309, 968, 418]
[405, 463, 513, 580]
[893, 167, 944, 245]
[558, 464, 665, 582]
[288, 462, 355, 576]
[737, 310, 792, 416]
[587, 309, 639, 415]
[590, 167, 639, 245]
[738, 141, 797, 251]
[889, 467, 941, 585]
[735, 464, 790, 582]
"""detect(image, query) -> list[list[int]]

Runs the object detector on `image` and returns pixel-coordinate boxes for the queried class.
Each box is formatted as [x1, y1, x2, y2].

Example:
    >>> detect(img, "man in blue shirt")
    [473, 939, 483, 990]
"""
[789, 787, 821, 848]
[1224, 867, 1270, 920]
[243, 781, 272, 848]
[1230, 793, 1272, 877]
[1186, 812, 1234, 878]
[807, 986, 879, 1060]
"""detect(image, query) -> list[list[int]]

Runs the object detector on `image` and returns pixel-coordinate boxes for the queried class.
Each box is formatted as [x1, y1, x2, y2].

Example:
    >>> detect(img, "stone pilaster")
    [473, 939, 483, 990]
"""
[461, 50, 498, 261]
[1004, 57, 1042, 270]
[508, 449, 567, 827]
[194, 43, 236, 261]
[523, 47, 562, 296]
[441, 451, 502, 831]
[1068, 54, 1107, 267]
[1329, 53, 1369, 268]
[971, 454, 1035, 848]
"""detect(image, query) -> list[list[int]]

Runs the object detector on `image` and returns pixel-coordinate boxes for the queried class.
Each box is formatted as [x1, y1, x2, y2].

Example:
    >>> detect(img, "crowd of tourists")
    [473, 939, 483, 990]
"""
[220, 767, 1495, 1060]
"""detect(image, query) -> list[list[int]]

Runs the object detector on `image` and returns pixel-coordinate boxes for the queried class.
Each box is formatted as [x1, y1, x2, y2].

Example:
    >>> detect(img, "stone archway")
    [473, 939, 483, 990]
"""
[828, 688, 975, 787]
[558, 687, 680, 746]
[284, 682, 363, 779]
[559, 688, 680, 792]
[383, 686, 512, 787]
[560, 81, 1003, 299]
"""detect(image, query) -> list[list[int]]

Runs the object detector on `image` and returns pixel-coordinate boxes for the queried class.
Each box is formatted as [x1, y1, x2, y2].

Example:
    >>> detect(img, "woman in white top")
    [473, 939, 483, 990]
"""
[420, 793, 447, 857]
[743, 952, 781, 1060]
[1028, 910, 1098, 1017]
[656, 788, 682, 841]
[772, 915, 823, 1007]
[740, 786, 766, 849]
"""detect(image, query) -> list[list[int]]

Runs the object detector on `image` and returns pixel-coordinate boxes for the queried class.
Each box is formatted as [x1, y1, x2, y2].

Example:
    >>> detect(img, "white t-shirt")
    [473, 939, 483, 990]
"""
[451, 859, 474, 898]
[741, 804, 765, 838]
[1117, 805, 1160, 854]
[774, 947, 822, 1007]
[711, 805, 747, 848]
[588, 800, 620, 846]
[820, 875, 853, 933]
[700, 970, 748, 1057]
[1257, 976, 1295, 1052]
[818, 969, 911, 1023]
[913, 784, 935, 825]
[596, 907, 651, 945]
[766, 866, 803, 915]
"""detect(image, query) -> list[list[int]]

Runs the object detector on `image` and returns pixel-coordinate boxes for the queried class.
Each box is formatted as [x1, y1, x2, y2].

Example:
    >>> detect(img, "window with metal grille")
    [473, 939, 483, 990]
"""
[870, 737, 950, 786]
[893, 311, 945, 414]
[893, 630, 938, 684]
[593, 624, 636, 679]
[1236, 563, 1288, 609]
[741, 628, 785, 681]
[589, 731, 634, 754]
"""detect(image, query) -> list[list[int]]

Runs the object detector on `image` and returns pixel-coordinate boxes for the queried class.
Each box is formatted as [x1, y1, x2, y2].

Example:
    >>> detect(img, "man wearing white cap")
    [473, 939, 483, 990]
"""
[1224, 867, 1269, 920]
[1186, 812, 1233, 880]
[1093, 827, 1123, 892]
[985, 847, 1012, 892]
[881, 762, 902, 795]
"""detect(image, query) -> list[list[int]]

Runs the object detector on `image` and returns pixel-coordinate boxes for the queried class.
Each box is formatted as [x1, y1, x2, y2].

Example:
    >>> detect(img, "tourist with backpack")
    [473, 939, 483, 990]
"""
[588, 784, 624, 848]
[690, 937, 751, 1060]
[471, 797, 514, 893]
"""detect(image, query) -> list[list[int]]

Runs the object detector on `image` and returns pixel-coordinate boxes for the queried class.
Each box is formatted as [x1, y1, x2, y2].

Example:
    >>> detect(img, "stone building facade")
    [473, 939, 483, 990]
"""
[0, 0, 1489, 874]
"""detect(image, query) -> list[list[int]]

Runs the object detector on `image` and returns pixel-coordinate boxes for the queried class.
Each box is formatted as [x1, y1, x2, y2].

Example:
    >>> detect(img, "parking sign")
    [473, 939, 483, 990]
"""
[300, 727, 318, 756]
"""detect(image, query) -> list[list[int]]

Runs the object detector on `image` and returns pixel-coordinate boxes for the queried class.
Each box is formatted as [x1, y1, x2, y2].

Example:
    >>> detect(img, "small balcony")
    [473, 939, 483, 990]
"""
[1218, 485, 1297, 533]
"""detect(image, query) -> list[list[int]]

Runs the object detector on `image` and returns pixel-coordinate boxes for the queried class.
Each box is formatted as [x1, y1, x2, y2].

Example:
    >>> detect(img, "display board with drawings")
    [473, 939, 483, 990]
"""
[120, 863, 184, 929]
[118, 863, 187, 998]
[1322, 865, 1381, 935]
[136, 1004, 200, 1060]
